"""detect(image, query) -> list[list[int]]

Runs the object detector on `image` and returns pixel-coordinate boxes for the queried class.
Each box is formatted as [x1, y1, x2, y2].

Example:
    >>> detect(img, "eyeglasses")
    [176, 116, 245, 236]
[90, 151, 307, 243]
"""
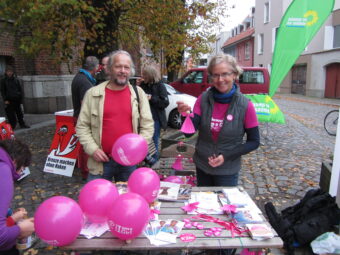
[211, 72, 234, 79]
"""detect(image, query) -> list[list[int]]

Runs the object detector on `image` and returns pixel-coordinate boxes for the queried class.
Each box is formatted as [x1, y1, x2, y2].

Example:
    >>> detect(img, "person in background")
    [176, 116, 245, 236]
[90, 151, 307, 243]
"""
[96, 55, 110, 85]
[177, 53, 260, 187]
[76, 50, 153, 182]
[0, 139, 34, 255]
[0, 66, 30, 130]
[140, 66, 169, 166]
[71, 56, 99, 180]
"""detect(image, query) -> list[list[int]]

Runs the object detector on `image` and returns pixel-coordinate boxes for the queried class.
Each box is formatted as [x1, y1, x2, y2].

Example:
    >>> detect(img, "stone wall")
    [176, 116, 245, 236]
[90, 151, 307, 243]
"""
[21, 75, 74, 113]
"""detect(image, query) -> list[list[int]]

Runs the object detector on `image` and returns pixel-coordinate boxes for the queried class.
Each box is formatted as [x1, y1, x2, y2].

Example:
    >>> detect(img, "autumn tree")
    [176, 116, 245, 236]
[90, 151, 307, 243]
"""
[0, 0, 227, 77]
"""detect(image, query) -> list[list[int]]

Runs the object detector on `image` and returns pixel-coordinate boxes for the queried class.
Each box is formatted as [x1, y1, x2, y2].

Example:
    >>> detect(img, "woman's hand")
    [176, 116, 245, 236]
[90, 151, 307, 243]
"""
[11, 208, 27, 223]
[208, 154, 224, 167]
[18, 218, 35, 238]
[176, 101, 192, 114]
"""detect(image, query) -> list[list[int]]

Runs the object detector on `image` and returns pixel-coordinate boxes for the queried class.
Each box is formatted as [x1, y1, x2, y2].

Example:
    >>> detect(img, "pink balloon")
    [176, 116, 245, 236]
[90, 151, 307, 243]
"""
[108, 192, 150, 240]
[163, 175, 185, 184]
[78, 179, 119, 223]
[34, 196, 84, 247]
[111, 133, 148, 166]
[128, 167, 160, 203]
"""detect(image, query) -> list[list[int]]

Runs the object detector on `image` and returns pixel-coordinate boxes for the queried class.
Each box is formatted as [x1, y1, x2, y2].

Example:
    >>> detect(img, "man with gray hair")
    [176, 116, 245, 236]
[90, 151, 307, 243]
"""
[71, 56, 99, 179]
[72, 56, 99, 118]
[76, 50, 154, 182]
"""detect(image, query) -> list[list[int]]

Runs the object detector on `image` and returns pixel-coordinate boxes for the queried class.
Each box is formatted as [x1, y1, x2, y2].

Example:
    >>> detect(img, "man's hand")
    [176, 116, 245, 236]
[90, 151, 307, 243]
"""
[18, 218, 34, 239]
[176, 101, 192, 114]
[4, 100, 9, 104]
[93, 148, 110, 162]
[208, 154, 224, 167]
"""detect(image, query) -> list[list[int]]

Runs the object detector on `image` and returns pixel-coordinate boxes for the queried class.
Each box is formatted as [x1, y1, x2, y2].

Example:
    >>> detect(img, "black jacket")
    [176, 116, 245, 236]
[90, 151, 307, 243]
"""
[140, 81, 169, 129]
[71, 72, 94, 118]
[0, 75, 23, 103]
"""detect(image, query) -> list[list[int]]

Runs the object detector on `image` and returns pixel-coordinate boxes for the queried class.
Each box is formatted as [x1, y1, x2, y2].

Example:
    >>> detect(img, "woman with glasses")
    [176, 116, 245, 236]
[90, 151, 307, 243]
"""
[177, 54, 260, 187]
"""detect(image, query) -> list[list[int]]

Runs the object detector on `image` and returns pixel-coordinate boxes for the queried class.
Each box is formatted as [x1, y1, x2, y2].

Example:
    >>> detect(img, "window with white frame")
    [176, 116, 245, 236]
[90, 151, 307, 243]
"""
[258, 33, 264, 54]
[272, 27, 279, 52]
[264, 2, 270, 23]
[334, 25, 340, 48]
[245, 42, 250, 60]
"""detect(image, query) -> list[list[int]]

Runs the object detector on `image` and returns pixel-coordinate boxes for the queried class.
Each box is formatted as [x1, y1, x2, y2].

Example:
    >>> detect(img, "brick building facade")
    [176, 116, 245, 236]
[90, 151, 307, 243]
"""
[1, 19, 148, 114]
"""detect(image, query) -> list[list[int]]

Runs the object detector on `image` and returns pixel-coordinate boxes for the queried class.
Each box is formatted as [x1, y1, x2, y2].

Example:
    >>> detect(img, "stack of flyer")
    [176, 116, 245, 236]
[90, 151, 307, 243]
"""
[246, 224, 274, 240]
[143, 219, 184, 245]
[186, 191, 224, 214]
[158, 182, 192, 202]
[222, 188, 263, 215]
[80, 220, 110, 239]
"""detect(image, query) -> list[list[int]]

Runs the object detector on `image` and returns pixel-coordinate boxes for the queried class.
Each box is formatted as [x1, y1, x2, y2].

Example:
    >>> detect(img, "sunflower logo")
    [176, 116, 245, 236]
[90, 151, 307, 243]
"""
[304, 10, 318, 26]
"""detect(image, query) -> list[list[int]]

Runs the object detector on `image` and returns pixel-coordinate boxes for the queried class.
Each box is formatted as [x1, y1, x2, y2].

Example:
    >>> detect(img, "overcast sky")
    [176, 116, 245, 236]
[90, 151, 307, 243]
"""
[219, 0, 255, 32]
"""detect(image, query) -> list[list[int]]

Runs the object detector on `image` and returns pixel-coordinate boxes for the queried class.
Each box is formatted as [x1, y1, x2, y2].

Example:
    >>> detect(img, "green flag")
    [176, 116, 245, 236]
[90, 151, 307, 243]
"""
[269, 0, 335, 97]
[245, 94, 285, 124]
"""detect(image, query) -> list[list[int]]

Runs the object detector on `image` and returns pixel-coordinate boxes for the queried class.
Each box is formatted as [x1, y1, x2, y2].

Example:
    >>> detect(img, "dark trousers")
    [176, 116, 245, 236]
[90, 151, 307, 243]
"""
[5, 101, 25, 129]
[196, 167, 239, 187]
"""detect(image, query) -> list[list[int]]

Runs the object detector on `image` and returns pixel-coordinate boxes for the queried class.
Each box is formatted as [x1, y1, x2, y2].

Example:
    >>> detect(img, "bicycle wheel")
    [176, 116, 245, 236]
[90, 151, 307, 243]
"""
[324, 110, 339, 136]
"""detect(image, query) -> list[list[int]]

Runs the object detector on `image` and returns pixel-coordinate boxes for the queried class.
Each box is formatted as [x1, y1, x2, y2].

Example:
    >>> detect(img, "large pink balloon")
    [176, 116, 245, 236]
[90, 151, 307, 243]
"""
[78, 179, 119, 223]
[163, 175, 185, 184]
[128, 167, 160, 203]
[34, 196, 83, 247]
[108, 192, 150, 240]
[111, 133, 148, 166]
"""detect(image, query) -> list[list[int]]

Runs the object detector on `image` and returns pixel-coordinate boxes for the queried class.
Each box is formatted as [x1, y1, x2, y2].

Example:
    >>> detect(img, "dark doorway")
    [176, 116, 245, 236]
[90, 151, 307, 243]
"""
[291, 65, 307, 95]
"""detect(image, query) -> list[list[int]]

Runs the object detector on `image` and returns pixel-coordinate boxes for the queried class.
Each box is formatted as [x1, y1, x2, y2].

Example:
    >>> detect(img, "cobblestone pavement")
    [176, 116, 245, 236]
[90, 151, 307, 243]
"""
[10, 94, 340, 255]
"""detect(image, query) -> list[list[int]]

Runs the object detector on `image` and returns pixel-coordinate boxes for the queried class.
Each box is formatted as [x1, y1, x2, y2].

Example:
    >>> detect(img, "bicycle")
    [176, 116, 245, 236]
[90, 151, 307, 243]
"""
[324, 109, 339, 136]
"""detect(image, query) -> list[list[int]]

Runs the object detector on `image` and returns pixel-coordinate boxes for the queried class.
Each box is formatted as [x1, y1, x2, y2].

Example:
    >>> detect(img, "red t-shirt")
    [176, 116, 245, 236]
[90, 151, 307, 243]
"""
[101, 86, 133, 155]
[193, 95, 258, 141]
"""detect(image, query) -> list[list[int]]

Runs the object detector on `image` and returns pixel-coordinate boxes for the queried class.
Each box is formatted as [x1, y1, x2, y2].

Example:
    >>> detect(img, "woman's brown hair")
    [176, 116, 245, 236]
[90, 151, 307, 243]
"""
[0, 139, 31, 170]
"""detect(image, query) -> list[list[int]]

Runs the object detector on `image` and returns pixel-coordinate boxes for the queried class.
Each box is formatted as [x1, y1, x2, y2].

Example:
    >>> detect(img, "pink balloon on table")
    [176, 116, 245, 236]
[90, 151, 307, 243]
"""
[111, 133, 148, 166]
[128, 167, 160, 203]
[108, 192, 150, 240]
[180, 112, 195, 134]
[78, 179, 119, 223]
[163, 175, 185, 184]
[34, 196, 84, 247]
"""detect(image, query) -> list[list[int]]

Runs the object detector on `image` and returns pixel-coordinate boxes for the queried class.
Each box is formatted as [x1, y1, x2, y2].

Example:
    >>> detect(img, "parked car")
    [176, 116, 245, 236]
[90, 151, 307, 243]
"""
[164, 83, 196, 129]
[129, 78, 197, 129]
[170, 67, 270, 97]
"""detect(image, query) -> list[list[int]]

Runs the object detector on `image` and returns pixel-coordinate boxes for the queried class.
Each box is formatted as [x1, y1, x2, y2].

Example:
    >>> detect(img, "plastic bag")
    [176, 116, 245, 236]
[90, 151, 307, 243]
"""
[311, 232, 340, 254]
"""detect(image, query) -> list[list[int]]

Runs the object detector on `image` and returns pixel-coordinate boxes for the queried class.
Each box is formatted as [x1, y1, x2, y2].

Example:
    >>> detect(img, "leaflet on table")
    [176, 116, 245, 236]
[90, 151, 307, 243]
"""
[158, 182, 192, 202]
[80, 219, 109, 239]
[246, 223, 274, 240]
[232, 207, 264, 224]
[144, 219, 184, 245]
[150, 201, 162, 220]
[186, 192, 224, 215]
[222, 188, 262, 214]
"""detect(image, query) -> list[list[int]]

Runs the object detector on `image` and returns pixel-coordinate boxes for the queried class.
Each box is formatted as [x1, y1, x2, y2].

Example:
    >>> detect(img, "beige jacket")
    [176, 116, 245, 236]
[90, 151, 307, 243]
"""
[76, 81, 154, 175]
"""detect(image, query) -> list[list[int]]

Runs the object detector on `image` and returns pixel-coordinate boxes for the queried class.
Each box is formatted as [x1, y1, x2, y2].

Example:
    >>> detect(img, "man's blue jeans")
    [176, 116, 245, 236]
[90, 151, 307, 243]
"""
[87, 159, 136, 182]
[196, 167, 239, 187]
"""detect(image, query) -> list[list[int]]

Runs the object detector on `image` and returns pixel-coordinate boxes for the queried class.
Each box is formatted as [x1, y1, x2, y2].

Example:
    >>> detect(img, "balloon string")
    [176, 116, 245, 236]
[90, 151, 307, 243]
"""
[191, 213, 248, 237]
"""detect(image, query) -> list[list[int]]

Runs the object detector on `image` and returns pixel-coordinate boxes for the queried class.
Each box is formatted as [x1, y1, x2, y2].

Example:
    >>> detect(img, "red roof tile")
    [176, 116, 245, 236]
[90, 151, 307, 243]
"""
[222, 28, 255, 48]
